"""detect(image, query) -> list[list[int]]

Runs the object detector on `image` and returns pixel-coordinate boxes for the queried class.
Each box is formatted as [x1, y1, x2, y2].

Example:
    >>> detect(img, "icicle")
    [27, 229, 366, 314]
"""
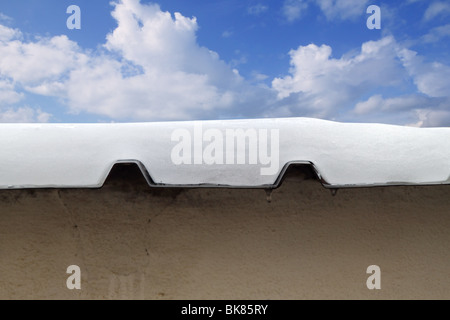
[265, 189, 273, 203]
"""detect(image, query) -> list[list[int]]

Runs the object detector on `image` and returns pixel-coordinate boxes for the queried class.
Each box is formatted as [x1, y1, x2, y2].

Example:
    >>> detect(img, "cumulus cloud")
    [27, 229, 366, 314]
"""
[0, 0, 257, 121]
[63, 0, 258, 120]
[424, 1, 450, 21]
[0, 24, 87, 107]
[353, 95, 450, 127]
[399, 48, 450, 98]
[0, 34, 87, 87]
[281, 0, 369, 22]
[0, 24, 20, 41]
[422, 24, 450, 43]
[0, 0, 449, 127]
[272, 37, 406, 118]
[282, 0, 309, 22]
[351, 46, 450, 126]
[271, 35, 450, 125]
[0, 79, 23, 105]
[354, 94, 434, 115]
[315, 0, 370, 21]
[0, 107, 51, 123]
[414, 109, 450, 127]
[0, 13, 12, 24]
[351, 47, 450, 127]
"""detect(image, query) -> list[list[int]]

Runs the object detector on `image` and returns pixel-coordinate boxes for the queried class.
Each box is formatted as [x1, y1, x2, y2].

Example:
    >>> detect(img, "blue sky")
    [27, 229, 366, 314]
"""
[0, 0, 449, 126]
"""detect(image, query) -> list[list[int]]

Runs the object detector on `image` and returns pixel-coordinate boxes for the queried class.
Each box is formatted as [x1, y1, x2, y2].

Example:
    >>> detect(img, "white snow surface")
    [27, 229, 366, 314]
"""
[0, 118, 449, 189]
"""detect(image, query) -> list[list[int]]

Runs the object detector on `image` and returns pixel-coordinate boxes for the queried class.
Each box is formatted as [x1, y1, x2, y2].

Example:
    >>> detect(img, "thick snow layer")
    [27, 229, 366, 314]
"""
[0, 118, 449, 189]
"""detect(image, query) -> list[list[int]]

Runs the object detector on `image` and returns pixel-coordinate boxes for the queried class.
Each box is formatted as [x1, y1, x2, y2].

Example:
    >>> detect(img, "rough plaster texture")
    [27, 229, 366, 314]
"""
[0, 166, 449, 300]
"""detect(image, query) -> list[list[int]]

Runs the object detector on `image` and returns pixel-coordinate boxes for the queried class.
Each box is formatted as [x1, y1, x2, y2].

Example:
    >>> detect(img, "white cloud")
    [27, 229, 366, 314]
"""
[422, 24, 450, 43]
[315, 0, 370, 21]
[222, 30, 233, 38]
[0, 33, 87, 86]
[272, 35, 450, 125]
[413, 109, 450, 127]
[281, 0, 369, 22]
[399, 48, 450, 98]
[0, 0, 449, 127]
[282, 0, 308, 22]
[0, 107, 51, 123]
[351, 94, 450, 127]
[354, 94, 442, 115]
[248, 4, 268, 16]
[62, 0, 246, 120]
[0, 24, 20, 41]
[0, 13, 13, 24]
[352, 52, 450, 126]
[65, 56, 237, 120]
[0, 0, 251, 121]
[251, 71, 269, 82]
[272, 37, 406, 117]
[0, 79, 23, 105]
[424, 1, 450, 21]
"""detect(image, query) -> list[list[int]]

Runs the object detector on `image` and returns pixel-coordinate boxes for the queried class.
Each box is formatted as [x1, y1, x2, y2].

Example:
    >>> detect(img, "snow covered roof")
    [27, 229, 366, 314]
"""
[1, 118, 449, 189]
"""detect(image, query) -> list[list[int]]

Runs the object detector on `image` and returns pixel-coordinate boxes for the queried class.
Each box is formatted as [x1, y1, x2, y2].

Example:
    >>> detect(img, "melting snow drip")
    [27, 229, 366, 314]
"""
[265, 189, 273, 203]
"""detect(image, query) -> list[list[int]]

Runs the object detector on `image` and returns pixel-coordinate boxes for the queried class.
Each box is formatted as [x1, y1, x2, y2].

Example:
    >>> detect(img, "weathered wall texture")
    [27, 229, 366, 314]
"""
[0, 166, 449, 299]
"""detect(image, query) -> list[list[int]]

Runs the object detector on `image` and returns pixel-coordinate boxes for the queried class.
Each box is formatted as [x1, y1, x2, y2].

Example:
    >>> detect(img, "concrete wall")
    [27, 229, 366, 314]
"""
[0, 166, 449, 299]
